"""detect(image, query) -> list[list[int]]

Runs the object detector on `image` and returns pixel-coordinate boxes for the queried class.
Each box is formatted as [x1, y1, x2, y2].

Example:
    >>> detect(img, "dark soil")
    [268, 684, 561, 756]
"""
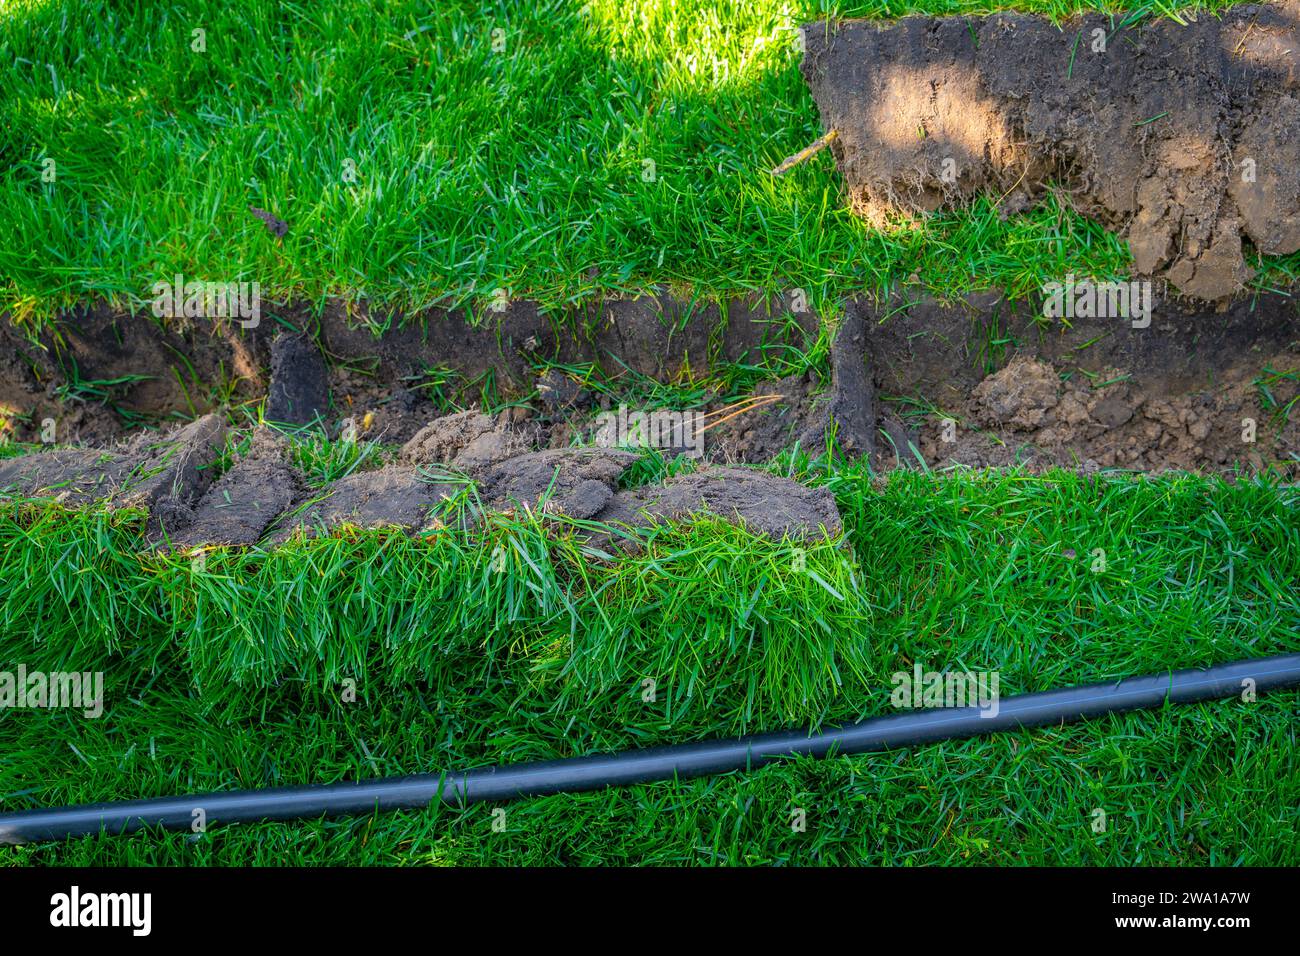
[801, 1, 1300, 299]
[2, 286, 1298, 493]
[275, 464, 450, 540]
[0, 294, 817, 448]
[170, 429, 302, 548]
[862, 290, 1300, 473]
[0, 412, 225, 531]
[0, 305, 267, 446]
[798, 305, 875, 457]
[266, 333, 330, 425]
[400, 411, 537, 474]
[477, 448, 639, 519]
[0, 448, 135, 504]
[702, 373, 825, 462]
[9, 282, 1299, 553]
[114, 413, 227, 535]
[594, 467, 844, 542]
[702, 309, 874, 461]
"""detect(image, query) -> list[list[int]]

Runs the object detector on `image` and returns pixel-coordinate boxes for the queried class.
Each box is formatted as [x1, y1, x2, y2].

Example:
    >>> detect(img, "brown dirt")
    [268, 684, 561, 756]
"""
[399, 411, 538, 474]
[275, 464, 453, 541]
[3, 288, 1298, 490]
[266, 333, 330, 425]
[113, 413, 228, 535]
[0, 305, 267, 446]
[170, 429, 302, 548]
[0, 411, 846, 547]
[476, 448, 640, 519]
[0, 293, 817, 447]
[702, 373, 825, 462]
[0, 413, 225, 528]
[862, 291, 1300, 473]
[594, 467, 844, 542]
[801, 1, 1300, 300]
[0, 448, 135, 504]
[11, 282, 1298, 552]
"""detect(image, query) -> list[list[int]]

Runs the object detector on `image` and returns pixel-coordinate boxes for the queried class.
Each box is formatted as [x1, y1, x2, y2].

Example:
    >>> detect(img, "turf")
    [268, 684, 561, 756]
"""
[2, 0, 1298, 868]
[2, 0, 1290, 331]
[1, 465, 1297, 864]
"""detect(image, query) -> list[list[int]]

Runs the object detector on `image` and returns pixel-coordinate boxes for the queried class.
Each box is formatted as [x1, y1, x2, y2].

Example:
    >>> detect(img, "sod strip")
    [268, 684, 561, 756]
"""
[1, 468, 1296, 721]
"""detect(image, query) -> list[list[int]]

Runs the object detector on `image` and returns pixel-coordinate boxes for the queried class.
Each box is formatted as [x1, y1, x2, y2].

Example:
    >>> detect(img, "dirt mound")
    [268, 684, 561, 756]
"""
[971, 356, 1061, 430]
[801, 1, 1300, 299]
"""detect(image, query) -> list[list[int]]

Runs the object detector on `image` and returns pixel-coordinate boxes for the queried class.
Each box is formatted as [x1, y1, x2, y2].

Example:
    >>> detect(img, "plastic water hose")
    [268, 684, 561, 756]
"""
[2, 653, 1297, 844]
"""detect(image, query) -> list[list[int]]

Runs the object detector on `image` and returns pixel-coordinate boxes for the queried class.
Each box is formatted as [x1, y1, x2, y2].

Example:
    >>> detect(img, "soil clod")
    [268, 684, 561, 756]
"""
[400, 410, 536, 475]
[798, 304, 875, 459]
[267, 333, 330, 425]
[0, 448, 134, 504]
[114, 412, 228, 534]
[801, 1, 1300, 299]
[479, 448, 639, 518]
[278, 464, 452, 540]
[170, 428, 300, 548]
[596, 466, 844, 541]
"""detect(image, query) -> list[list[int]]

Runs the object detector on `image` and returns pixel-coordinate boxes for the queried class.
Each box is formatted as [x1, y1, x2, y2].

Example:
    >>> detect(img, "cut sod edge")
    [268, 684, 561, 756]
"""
[6, 288, 1300, 476]
[2, 653, 1295, 844]
[800, 1, 1300, 301]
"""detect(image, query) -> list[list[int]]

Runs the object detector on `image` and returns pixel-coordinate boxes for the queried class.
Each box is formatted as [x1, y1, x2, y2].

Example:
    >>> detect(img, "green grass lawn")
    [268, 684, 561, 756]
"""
[2, 0, 1298, 867]
[1, 465, 1297, 864]
[3, 0, 1290, 331]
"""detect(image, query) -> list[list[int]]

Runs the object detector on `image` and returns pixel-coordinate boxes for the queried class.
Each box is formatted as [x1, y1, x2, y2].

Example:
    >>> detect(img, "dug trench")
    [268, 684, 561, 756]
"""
[1, 286, 1298, 550]
[800, 0, 1300, 301]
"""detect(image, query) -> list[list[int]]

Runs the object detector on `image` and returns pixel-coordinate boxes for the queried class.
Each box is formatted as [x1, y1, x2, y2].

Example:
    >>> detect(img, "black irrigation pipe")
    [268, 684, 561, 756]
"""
[3, 653, 1299, 844]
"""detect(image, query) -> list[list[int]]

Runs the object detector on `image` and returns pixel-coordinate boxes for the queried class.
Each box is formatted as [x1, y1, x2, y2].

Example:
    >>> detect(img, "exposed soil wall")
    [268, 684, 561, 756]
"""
[800, 1, 1300, 300]
[860, 291, 1300, 473]
[2, 289, 1298, 483]
[0, 296, 817, 446]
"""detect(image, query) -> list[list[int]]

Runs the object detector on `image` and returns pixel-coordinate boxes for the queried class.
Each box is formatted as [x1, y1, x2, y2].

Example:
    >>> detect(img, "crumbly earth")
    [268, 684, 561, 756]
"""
[170, 429, 302, 548]
[6, 281, 1298, 551]
[475, 448, 639, 520]
[800, 1, 1300, 300]
[594, 467, 844, 542]
[274, 464, 450, 542]
[0, 294, 816, 447]
[861, 291, 1300, 474]
[400, 410, 537, 473]
[0, 413, 226, 523]
[3, 286, 1298, 485]
[0, 415, 845, 548]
